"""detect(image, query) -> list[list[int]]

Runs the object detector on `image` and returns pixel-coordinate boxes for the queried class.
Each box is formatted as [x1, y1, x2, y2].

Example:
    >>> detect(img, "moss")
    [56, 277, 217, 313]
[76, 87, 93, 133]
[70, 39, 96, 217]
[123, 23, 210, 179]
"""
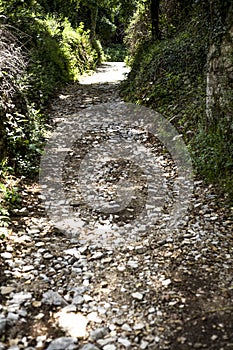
[121, 4, 233, 201]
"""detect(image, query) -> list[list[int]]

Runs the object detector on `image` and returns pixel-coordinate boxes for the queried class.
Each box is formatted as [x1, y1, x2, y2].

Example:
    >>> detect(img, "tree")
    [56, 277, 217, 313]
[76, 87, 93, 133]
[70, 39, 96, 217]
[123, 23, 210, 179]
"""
[150, 0, 161, 40]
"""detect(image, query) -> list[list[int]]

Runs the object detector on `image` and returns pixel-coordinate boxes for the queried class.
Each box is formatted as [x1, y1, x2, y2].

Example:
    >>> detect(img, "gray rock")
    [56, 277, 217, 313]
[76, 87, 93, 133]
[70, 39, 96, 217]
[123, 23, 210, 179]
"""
[72, 295, 84, 305]
[80, 344, 100, 350]
[135, 245, 147, 254]
[46, 337, 77, 350]
[0, 286, 15, 295]
[90, 252, 103, 260]
[121, 323, 132, 332]
[42, 291, 68, 306]
[133, 323, 145, 330]
[118, 337, 131, 348]
[11, 292, 32, 305]
[90, 327, 109, 341]
[96, 338, 116, 347]
[7, 312, 19, 324]
[103, 345, 116, 350]
[0, 316, 6, 336]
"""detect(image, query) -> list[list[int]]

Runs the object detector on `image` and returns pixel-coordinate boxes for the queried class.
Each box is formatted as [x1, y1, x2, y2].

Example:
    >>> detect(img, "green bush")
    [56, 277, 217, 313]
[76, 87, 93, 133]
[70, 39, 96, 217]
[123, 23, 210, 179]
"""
[191, 122, 233, 201]
[0, 13, 101, 175]
[121, 6, 233, 200]
[103, 44, 127, 62]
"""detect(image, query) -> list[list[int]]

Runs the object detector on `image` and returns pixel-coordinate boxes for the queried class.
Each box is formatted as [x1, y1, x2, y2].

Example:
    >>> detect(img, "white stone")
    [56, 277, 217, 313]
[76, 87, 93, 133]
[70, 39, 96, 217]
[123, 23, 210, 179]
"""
[1, 252, 12, 259]
[121, 323, 132, 332]
[103, 345, 116, 350]
[58, 312, 88, 338]
[131, 292, 143, 300]
[161, 279, 172, 287]
[133, 323, 145, 330]
[11, 292, 32, 305]
[118, 337, 131, 348]
[140, 340, 149, 349]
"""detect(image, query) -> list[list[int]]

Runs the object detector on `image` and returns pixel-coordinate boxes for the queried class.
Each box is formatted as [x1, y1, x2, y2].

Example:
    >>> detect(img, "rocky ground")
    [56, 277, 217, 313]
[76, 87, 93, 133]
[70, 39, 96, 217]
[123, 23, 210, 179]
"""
[0, 62, 233, 350]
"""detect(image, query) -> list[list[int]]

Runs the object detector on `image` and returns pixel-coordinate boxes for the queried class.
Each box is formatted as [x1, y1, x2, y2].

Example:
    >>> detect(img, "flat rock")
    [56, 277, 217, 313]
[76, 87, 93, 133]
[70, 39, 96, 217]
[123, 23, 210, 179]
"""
[42, 291, 68, 306]
[46, 337, 78, 350]
[90, 327, 109, 341]
[118, 337, 131, 348]
[0, 286, 15, 295]
[80, 344, 100, 350]
[58, 312, 88, 338]
[0, 316, 6, 336]
[131, 292, 143, 300]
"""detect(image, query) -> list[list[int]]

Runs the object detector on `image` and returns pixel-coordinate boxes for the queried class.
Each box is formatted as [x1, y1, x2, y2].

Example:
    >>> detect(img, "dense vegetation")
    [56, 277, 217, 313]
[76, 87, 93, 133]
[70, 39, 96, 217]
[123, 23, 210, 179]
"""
[0, 0, 134, 226]
[0, 0, 232, 228]
[121, 0, 233, 202]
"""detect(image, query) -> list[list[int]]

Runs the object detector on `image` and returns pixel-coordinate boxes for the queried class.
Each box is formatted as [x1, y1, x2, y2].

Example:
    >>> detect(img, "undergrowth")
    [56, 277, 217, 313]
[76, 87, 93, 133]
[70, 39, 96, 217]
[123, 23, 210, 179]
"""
[121, 8, 233, 202]
[0, 10, 102, 227]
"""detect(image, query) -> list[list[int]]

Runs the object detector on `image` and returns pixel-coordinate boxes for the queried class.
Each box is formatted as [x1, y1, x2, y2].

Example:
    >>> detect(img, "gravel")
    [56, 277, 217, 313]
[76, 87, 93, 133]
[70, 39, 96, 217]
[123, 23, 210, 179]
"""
[0, 62, 232, 350]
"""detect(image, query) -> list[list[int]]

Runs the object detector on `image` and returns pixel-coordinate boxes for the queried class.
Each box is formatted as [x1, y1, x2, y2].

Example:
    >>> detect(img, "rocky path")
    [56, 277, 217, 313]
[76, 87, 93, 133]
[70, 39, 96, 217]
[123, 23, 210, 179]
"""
[0, 62, 233, 350]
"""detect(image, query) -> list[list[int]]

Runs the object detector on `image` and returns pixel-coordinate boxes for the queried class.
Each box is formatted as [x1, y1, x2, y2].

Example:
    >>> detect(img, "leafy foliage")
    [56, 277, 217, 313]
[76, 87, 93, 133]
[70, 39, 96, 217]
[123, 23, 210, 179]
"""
[103, 44, 127, 62]
[0, 0, 105, 225]
[121, 1, 233, 200]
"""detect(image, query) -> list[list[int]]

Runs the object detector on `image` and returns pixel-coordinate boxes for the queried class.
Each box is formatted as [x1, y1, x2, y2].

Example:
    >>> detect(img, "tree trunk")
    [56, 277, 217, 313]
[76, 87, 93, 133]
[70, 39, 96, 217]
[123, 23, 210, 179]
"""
[90, 5, 98, 41]
[150, 0, 161, 40]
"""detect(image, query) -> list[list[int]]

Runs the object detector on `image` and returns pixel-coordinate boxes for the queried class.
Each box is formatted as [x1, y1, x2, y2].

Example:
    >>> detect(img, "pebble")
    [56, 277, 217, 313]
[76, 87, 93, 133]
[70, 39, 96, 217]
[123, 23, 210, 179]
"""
[140, 340, 149, 349]
[46, 337, 77, 350]
[0, 286, 15, 295]
[103, 345, 116, 350]
[1, 252, 12, 259]
[22, 265, 34, 272]
[7, 312, 19, 324]
[161, 279, 172, 287]
[11, 292, 32, 305]
[133, 323, 145, 330]
[1, 63, 232, 350]
[62, 305, 77, 313]
[80, 344, 100, 350]
[91, 252, 103, 260]
[0, 316, 6, 336]
[135, 245, 147, 254]
[97, 338, 116, 347]
[18, 235, 32, 242]
[90, 327, 109, 341]
[117, 265, 125, 272]
[72, 295, 84, 305]
[42, 291, 68, 306]
[131, 292, 143, 300]
[87, 312, 102, 323]
[121, 323, 132, 332]
[43, 253, 54, 259]
[127, 260, 138, 268]
[118, 337, 131, 348]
